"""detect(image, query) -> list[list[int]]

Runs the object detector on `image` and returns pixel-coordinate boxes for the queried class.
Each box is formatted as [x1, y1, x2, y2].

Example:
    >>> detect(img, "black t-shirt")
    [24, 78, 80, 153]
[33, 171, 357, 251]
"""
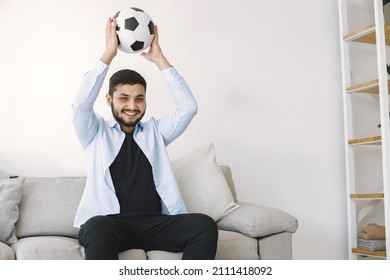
[109, 132, 161, 214]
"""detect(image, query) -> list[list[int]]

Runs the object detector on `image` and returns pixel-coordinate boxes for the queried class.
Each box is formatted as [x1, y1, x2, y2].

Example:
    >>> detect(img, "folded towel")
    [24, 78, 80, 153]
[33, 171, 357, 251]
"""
[357, 238, 386, 251]
[358, 223, 386, 240]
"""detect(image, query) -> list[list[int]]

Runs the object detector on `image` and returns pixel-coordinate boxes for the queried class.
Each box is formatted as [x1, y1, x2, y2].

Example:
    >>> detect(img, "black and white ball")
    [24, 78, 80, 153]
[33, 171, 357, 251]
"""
[113, 7, 155, 54]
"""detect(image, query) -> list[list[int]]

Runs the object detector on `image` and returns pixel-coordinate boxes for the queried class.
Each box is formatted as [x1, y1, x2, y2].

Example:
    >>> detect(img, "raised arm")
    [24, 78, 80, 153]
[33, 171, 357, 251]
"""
[141, 26, 171, 70]
[100, 18, 118, 65]
[142, 27, 198, 145]
[72, 18, 117, 148]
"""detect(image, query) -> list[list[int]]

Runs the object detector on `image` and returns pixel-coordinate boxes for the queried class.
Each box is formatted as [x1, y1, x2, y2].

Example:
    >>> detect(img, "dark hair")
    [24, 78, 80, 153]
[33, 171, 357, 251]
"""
[109, 69, 147, 96]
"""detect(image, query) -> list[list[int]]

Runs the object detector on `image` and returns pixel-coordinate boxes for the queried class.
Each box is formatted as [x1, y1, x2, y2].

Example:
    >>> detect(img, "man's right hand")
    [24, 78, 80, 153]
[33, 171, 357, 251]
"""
[141, 26, 171, 70]
[100, 17, 118, 65]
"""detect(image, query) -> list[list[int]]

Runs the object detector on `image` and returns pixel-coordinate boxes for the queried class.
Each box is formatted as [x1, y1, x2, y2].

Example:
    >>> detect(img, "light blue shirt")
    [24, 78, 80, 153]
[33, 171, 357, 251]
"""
[71, 60, 198, 228]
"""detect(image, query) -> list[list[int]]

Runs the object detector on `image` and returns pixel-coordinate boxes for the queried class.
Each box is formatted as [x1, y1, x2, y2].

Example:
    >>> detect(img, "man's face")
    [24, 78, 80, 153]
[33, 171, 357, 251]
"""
[106, 83, 146, 133]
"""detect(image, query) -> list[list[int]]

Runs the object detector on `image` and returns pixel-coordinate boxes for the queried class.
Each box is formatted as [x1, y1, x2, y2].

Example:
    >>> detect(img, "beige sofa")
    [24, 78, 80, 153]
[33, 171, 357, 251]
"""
[0, 145, 298, 260]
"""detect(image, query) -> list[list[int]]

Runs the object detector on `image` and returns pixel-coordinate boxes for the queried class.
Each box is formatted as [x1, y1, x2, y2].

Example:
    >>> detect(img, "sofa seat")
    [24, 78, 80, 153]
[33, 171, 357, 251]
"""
[143, 230, 259, 260]
[12, 236, 148, 260]
[11, 230, 259, 260]
[12, 236, 85, 260]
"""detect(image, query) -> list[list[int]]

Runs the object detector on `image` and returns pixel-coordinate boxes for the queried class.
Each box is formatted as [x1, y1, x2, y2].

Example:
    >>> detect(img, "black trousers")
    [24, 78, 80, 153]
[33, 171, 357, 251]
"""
[78, 212, 218, 260]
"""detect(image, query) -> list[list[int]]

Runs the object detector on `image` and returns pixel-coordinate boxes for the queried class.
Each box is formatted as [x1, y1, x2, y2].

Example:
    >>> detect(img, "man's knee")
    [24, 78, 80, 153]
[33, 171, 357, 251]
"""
[78, 215, 118, 246]
[190, 213, 218, 240]
[182, 213, 218, 260]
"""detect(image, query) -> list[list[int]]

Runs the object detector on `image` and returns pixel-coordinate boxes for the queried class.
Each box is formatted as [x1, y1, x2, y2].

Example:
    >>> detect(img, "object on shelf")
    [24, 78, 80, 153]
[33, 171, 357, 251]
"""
[359, 223, 386, 240]
[357, 238, 386, 251]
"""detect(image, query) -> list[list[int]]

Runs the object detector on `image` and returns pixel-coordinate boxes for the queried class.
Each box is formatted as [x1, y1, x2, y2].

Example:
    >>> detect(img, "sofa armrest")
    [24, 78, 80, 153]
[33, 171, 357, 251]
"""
[216, 201, 298, 238]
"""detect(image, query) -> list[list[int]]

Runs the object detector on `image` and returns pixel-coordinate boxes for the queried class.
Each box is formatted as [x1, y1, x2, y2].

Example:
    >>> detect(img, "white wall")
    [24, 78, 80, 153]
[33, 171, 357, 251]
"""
[0, 0, 347, 259]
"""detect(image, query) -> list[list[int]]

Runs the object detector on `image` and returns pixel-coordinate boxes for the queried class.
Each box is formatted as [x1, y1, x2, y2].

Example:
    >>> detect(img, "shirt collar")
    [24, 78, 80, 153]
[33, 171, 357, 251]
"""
[108, 117, 119, 130]
[107, 117, 144, 132]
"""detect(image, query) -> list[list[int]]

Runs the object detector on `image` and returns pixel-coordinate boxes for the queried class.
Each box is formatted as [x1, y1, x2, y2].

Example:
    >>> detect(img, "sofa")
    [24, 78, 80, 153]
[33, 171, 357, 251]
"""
[0, 143, 298, 260]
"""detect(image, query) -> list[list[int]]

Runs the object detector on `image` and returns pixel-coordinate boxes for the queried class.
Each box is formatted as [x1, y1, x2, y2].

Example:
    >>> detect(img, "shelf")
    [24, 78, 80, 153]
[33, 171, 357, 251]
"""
[350, 193, 384, 199]
[348, 136, 382, 145]
[346, 79, 390, 94]
[352, 248, 386, 258]
[343, 24, 390, 45]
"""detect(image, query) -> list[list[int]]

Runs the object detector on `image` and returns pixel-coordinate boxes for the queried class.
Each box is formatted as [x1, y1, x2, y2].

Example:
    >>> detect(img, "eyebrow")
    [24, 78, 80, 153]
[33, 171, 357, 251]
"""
[117, 93, 145, 98]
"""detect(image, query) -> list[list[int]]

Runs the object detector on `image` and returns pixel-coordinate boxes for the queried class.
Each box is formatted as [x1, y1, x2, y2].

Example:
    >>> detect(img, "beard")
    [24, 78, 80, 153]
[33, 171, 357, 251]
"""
[111, 103, 145, 130]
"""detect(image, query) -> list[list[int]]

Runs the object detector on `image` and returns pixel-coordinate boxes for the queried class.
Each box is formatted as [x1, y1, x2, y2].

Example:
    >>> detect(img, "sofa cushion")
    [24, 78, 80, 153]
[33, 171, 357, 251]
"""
[0, 177, 25, 245]
[119, 249, 147, 260]
[12, 236, 85, 260]
[16, 177, 85, 239]
[146, 250, 182, 260]
[172, 143, 239, 221]
[219, 165, 238, 202]
[11, 236, 148, 260]
[146, 230, 258, 260]
[217, 202, 298, 238]
[0, 241, 15, 260]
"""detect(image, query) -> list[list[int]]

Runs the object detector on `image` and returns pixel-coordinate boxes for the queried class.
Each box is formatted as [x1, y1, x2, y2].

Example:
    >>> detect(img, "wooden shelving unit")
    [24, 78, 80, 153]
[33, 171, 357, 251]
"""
[350, 193, 384, 199]
[338, 0, 390, 260]
[343, 24, 390, 44]
[352, 248, 386, 258]
[346, 79, 390, 94]
[348, 136, 382, 145]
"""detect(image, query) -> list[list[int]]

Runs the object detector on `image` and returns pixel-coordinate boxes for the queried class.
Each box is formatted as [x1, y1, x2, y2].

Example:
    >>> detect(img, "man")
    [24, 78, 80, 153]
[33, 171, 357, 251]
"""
[71, 18, 218, 260]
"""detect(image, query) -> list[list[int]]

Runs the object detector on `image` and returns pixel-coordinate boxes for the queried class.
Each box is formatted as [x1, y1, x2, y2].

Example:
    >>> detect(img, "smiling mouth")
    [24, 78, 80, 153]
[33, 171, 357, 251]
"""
[122, 110, 139, 116]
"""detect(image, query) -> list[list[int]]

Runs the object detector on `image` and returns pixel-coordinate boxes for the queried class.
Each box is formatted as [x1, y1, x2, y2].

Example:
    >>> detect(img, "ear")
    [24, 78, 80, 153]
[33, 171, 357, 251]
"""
[106, 93, 112, 106]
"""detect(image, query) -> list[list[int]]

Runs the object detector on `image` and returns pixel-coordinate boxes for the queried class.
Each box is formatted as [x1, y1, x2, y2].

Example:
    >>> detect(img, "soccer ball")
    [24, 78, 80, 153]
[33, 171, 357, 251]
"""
[113, 7, 155, 54]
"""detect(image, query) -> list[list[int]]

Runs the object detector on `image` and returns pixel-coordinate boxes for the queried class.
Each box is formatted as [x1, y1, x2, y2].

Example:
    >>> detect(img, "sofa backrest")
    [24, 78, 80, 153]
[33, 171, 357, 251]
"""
[15, 165, 237, 239]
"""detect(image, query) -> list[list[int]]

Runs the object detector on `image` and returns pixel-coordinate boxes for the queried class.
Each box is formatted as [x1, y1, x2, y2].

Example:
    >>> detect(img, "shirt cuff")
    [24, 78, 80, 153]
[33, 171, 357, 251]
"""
[161, 66, 180, 82]
[90, 59, 109, 76]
